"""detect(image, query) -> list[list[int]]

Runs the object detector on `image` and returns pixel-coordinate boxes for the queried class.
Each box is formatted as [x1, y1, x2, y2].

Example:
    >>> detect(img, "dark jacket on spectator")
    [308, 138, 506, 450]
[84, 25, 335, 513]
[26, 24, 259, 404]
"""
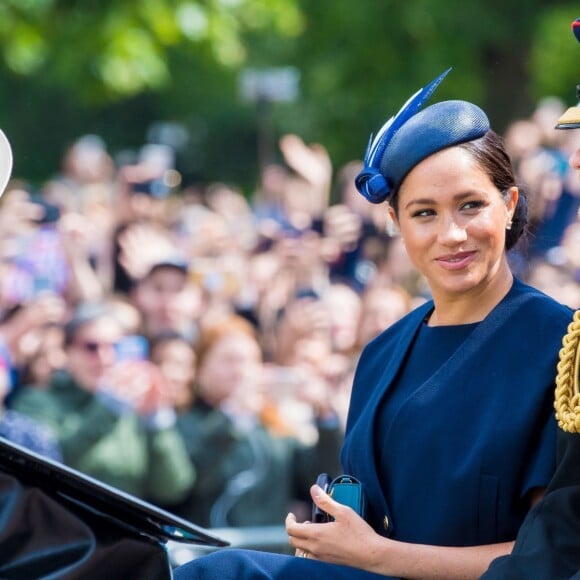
[173, 397, 343, 528]
[9, 370, 195, 506]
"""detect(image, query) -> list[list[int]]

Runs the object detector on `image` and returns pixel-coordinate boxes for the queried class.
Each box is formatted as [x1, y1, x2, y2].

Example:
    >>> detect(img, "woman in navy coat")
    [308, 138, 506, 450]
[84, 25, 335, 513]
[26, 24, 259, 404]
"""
[174, 69, 574, 579]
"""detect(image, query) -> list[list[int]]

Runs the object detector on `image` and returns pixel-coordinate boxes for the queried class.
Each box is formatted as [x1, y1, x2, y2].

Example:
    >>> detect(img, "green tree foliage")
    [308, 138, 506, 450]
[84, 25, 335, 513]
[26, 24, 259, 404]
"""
[0, 0, 303, 101]
[0, 0, 577, 188]
[532, 7, 580, 101]
[0, 0, 304, 182]
[248, 0, 579, 175]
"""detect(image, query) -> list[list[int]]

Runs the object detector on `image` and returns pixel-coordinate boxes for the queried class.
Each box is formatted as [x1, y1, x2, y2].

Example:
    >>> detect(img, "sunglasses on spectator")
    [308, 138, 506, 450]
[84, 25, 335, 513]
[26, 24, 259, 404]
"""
[72, 340, 117, 354]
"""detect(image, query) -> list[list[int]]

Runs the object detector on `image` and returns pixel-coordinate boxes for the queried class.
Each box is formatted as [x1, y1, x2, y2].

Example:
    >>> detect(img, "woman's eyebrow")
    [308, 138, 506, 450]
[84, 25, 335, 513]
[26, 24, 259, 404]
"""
[404, 191, 476, 210]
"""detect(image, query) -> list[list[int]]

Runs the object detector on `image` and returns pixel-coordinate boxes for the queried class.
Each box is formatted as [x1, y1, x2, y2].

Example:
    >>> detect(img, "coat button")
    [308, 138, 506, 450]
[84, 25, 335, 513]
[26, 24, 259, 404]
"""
[383, 515, 389, 530]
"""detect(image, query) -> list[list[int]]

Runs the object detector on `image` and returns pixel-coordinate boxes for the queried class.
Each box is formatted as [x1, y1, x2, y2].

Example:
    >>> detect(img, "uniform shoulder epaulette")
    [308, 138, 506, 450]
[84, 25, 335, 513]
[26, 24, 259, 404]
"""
[555, 310, 580, 432]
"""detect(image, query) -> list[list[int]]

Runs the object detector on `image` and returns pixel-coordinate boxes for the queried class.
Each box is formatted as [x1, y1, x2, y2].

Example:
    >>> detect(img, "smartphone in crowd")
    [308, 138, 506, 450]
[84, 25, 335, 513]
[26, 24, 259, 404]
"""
[114, 335, 149, 363]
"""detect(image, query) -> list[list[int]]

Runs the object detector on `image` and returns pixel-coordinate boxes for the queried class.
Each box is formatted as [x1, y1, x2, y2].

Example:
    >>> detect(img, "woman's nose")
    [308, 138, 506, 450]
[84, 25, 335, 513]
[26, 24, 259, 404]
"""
[438, 216, 467, 244]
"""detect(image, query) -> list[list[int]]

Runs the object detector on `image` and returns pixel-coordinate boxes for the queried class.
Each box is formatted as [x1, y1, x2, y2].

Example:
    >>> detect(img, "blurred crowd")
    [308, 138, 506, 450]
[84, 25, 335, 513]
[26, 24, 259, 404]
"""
[0, 95, 579, 529]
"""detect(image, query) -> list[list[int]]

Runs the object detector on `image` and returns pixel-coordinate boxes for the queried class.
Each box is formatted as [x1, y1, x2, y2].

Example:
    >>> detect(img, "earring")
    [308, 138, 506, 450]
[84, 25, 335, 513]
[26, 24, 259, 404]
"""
[506, 220, 513, 231]
[385, 216, 399, 237]
[385, 218, 399, 238]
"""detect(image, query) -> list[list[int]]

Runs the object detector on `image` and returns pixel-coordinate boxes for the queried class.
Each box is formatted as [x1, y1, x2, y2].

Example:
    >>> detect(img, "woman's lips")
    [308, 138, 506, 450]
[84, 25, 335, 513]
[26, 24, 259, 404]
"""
[435, 251, 476, 270]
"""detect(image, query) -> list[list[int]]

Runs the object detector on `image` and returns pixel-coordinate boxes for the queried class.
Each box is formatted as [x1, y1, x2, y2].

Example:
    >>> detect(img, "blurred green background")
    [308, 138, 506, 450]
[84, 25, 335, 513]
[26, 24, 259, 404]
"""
[0, 0, 577, 193]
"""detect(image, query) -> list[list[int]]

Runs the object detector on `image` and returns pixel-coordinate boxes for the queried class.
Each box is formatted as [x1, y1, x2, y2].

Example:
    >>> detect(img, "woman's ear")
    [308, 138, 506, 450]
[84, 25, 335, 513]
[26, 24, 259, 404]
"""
[386, 204, 399, 237]
[506, 186, 519, 223]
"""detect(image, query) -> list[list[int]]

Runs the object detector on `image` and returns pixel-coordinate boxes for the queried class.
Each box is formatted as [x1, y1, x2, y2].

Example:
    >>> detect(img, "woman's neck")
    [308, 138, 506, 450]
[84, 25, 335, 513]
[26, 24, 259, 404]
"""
[428, 268, 514, 327]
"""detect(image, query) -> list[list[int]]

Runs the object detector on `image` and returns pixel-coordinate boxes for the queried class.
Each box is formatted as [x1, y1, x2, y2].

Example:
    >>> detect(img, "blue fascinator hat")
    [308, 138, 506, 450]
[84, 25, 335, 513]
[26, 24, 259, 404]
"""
[355, 68, 490, 203]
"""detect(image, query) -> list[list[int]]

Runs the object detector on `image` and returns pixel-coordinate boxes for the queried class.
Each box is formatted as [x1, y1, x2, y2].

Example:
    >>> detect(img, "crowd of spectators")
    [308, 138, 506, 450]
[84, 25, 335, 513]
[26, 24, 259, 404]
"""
[0, 96, 579, 529]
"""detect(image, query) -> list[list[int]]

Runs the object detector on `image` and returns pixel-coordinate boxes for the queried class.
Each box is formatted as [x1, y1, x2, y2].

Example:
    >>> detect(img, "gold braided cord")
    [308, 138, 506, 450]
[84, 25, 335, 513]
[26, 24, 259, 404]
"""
[555, 310, 580, 433]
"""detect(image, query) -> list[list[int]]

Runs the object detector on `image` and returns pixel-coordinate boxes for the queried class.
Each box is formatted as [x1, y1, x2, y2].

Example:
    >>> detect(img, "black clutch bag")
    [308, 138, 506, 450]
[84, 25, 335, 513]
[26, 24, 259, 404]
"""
[312, 473, 366, 523]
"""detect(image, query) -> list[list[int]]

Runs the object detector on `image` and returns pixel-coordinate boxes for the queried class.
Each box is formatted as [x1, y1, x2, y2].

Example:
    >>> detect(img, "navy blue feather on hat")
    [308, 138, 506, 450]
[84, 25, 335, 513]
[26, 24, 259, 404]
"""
[355, 69, 490, 204]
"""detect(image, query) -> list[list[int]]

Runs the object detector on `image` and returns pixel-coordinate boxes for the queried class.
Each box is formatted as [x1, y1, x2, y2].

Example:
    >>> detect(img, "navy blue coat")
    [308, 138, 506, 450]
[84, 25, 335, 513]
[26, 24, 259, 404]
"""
[342, 278, 572, 546]
[482, 430, 580, 579]
[174, 279, 573, 580]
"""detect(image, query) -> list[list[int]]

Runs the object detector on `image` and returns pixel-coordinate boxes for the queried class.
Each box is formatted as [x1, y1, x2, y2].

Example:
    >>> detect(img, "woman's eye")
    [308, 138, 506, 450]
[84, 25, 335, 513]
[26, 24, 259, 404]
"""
[461, 200, 484, 211]
[411, 208, 435, 218]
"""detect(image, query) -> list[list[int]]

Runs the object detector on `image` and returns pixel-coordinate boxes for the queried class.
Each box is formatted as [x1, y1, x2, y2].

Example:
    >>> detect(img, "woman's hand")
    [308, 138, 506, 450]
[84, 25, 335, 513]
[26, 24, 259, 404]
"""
[285, 484, 384, 571]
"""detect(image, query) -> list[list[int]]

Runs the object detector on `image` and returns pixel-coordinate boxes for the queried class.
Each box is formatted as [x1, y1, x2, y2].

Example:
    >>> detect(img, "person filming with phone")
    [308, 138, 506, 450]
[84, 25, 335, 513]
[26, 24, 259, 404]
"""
[9, 300, 195, 509]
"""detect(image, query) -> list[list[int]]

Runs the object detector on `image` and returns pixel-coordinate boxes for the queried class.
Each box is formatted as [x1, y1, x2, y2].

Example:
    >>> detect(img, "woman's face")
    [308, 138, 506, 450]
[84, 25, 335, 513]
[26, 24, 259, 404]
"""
[196, 332, 263, 408]
[151, 339, 196, 411]
[391, 146, 517, 301]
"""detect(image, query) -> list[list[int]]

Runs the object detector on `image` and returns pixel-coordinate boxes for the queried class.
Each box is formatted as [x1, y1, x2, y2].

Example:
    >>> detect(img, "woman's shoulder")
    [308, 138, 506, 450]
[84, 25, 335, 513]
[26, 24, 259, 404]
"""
[364, 301, 432, 347]
[512, 278, 574, 319]
[502, 279, 574, 348]
[354, 302, 432, 376]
